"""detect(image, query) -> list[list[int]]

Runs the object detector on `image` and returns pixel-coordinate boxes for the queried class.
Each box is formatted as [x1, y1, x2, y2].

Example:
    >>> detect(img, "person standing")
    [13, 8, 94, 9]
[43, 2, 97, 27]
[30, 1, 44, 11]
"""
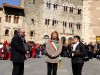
[60, 37, 67, 57]
[45, 31, 62, 75]
[71, 36, 86, 75]
[11, 29, 26, 75]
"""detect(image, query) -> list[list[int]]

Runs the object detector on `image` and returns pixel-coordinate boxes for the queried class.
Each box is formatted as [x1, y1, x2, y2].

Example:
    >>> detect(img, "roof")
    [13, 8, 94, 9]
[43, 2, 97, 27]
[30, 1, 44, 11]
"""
[2, 3, 24, 10]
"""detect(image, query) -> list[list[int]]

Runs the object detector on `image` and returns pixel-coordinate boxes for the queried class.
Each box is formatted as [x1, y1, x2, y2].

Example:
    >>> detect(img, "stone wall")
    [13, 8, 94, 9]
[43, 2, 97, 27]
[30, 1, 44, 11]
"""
[22, 0, 83, 43]
[82, 0, 100, 43]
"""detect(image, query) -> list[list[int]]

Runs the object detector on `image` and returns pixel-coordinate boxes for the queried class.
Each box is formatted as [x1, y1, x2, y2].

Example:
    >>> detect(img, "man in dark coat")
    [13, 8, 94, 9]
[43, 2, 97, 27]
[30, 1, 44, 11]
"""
[71, 36, 86, 75]
[11, 28, 26, 75]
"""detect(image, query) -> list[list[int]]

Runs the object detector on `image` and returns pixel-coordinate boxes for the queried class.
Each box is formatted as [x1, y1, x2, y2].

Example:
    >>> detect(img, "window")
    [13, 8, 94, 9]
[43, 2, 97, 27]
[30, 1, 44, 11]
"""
[14, 16, 19, 24]
[31, 19, 34, 24]
[78, 9, 81, 15]
[33, 0, 35, 4]
[78, 24, 81, 29]
[69, 22, 72, 28]
[45, 19, 50, 25]
[64, 6, 67, 12]
[16, 17, 19, 23]
[9, 16, 11, 23]
[70, 7, 73, 13]
[30, 31, 33, 37]
[71, 23, 72, 28]
[5, 15, 8, 22]
[30, 30, 35, 37]
[0, 17, 1, 23]
[63, 21, 67, 27]
[14, 30, 18, 35]
[5, 15, 11, 23]
[53, 4, 57, 10]
[47, 3, 51, 9]
[52, 20, 57, 26]
[52, 20, 55, 26]
[77, 23, 81, 29]
[5, 29, 9, 36]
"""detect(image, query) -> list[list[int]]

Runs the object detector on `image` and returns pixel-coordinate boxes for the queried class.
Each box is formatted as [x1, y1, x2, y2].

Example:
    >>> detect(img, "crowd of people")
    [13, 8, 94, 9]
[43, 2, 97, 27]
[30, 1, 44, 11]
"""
[61, 39, 100, 60]
[0, 40, 46, 60]
[0, 39, 100, 61]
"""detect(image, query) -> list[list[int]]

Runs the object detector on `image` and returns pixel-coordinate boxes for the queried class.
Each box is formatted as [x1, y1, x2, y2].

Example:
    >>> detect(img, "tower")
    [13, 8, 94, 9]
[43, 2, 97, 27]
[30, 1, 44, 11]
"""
[20, 0, 24, 7]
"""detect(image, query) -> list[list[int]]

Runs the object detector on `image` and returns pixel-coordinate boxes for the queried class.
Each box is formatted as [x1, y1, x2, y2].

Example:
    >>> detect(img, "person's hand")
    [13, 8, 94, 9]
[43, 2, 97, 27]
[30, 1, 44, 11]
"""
[74, 51, 80, 55]
[51, 55, 55, 58]
[27, 51, 29, 53]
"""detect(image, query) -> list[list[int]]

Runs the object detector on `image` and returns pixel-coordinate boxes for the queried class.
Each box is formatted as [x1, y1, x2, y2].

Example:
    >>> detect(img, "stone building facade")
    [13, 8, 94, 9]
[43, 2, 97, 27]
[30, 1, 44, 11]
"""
[20, 0, 83, 43]
[0, 3, 25, 42]
[1, 0, 100, 44]
[82, 0, 100, 43]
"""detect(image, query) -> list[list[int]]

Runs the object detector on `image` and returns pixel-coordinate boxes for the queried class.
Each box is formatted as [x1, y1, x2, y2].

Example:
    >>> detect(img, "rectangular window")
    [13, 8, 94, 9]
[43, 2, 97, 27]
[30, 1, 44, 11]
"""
[33, 0, 35, 4]
[45, 19, 50, 25]
[16, 17, 19, 24]
[69, 22, 72, 28]
[47, 3, 51, 9]
[0, 17, 1, 23]
[8, 16, 11, 23]
[52, 20, 57, 26]
[69, 22, 71, 28]
[78, 9, 81, 15]
[63, 21, 67, 27]
[14, 16, 19, 24]
[52, 20, 55, 26]
[30, 31, 35, 37]
[5, 15, 9, 22]
[70, 7, 73, 13]
[5, 15, 11, 23]
[77, 23, 81, 29]
[64, 6, 67, 12]
[53, 4, 57, 10]
[65, 22, 67, 27]
[31, 19, 34, 24]
[30, 31, 33, 37]
[45, 19, 47, 25]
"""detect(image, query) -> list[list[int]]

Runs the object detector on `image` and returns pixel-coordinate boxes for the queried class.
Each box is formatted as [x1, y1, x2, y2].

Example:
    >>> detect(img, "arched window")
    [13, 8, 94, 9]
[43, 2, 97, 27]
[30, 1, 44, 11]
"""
[14, 30, 18, 35]
[5, 15, 8, 22]
[5, 29, 9, 36]
[30, 31, 34, 37]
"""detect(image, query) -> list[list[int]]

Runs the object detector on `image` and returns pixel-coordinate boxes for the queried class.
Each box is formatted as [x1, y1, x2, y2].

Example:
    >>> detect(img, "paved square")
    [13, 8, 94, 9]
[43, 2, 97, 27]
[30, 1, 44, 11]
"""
[0, 56, 100, 75]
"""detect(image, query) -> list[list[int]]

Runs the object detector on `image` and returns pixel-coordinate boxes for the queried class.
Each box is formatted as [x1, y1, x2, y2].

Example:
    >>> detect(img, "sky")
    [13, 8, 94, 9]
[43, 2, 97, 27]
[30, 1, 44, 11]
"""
[0, 0, 20, 6]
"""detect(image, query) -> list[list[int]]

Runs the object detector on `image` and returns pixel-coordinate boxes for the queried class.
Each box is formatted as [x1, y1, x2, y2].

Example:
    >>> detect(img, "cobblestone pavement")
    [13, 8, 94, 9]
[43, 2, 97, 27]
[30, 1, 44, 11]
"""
[0, 56, 100, 75]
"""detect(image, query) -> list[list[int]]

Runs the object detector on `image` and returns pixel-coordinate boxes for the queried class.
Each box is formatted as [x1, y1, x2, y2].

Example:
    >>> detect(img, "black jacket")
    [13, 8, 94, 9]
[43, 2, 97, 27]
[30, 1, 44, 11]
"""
[71, 42, 86, 63]
[11, 34, 26, 63]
